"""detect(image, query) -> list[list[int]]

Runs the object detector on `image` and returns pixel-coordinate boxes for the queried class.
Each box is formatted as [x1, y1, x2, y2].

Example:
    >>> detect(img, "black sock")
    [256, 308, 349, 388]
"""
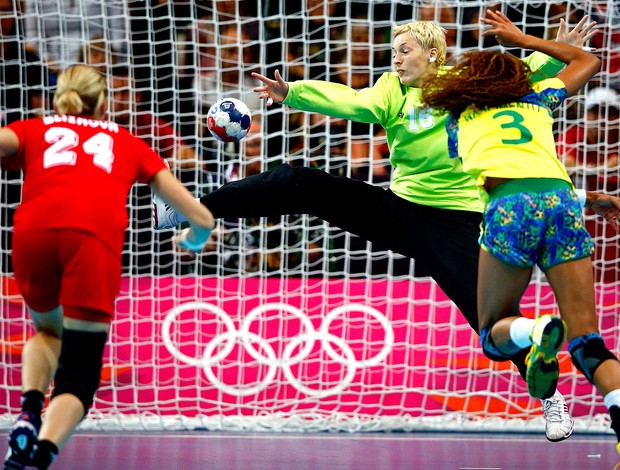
[32, 440, 58, 470]
[511, 348, 529, 381]
[21, 390, 45, 415]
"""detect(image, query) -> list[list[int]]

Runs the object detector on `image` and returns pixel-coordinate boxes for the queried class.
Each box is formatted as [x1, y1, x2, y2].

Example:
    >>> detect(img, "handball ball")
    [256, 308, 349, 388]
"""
[207, 98, 252, 142]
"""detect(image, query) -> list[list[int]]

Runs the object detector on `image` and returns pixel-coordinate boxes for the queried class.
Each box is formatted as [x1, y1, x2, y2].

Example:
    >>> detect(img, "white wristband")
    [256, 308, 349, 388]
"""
[575, 188, 587, 209]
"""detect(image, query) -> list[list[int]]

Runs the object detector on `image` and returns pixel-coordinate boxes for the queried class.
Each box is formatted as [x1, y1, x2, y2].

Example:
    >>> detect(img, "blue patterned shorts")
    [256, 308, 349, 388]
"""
[480, 188, 594, 271]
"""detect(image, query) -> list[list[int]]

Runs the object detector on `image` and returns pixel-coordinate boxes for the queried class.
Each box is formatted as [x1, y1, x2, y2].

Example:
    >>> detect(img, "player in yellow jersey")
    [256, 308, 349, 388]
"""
[422, 9, 620, 452]
[153, 14, 618, 442]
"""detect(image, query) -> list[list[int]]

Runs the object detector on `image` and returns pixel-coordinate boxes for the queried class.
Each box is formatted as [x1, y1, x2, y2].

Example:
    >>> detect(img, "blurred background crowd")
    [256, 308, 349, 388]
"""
[1, 0, 618, 280]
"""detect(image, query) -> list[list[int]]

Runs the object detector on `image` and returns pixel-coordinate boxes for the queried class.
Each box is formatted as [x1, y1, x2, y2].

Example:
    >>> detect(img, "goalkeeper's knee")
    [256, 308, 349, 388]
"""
[52, 329, 107, 412]
[271, 162, 329, 188]
[569, 333, 618, 384]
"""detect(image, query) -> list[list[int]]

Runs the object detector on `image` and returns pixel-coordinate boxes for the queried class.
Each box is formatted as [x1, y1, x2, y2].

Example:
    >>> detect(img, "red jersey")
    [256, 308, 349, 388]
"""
[2, 115, 167, 253]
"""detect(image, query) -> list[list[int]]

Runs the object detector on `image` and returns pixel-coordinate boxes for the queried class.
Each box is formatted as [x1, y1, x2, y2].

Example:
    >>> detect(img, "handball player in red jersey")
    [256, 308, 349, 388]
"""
[0, 65, 214, 470]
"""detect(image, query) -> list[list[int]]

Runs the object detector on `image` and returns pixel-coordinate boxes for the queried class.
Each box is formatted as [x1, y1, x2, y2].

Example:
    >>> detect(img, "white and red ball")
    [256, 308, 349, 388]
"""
[207, 98, 252, 142]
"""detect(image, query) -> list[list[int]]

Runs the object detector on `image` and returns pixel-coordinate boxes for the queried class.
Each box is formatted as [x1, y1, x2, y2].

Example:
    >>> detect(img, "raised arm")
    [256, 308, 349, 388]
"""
[482, 10, 600, 96]
[555, 15, 598, 48]
[526, 14, 598, 82]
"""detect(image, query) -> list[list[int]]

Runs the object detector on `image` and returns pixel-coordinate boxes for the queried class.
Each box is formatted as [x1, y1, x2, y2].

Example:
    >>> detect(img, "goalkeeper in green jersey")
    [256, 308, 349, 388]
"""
[153, 14, 612, 442]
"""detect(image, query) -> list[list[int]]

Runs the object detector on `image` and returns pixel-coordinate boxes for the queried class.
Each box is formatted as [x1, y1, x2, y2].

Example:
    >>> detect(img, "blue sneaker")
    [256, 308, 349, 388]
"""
[30, 440, 57, 470]
[4, 411, 41, 470]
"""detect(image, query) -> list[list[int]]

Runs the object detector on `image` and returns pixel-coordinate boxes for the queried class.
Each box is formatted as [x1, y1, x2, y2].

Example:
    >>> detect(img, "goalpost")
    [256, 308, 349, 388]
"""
[1, 0, 619, 433]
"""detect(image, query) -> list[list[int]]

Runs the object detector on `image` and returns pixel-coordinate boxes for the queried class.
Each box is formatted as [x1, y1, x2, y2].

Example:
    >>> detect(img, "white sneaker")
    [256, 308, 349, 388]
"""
[152, 191, 179, 229]
[541, 390, 574, 442]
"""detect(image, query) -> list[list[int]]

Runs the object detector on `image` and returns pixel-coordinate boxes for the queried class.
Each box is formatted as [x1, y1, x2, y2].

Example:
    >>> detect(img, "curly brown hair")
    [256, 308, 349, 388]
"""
[421, 51, 533, 116]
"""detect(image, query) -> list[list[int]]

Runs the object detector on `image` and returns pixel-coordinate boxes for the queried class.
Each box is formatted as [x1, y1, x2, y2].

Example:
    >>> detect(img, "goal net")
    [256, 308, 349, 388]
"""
[1, 0, 619, 433]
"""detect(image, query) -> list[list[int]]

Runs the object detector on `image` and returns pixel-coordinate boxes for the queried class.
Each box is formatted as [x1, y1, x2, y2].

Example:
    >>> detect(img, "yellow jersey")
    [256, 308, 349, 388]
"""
[447, 78, 572, 198]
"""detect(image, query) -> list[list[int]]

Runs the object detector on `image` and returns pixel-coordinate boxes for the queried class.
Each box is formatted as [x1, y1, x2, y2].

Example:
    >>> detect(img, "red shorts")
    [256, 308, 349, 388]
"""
[12, 228, 122, 323]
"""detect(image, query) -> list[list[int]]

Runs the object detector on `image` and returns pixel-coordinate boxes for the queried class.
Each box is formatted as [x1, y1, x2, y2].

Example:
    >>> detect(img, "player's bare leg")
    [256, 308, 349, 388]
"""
[4, 308, 62, 470]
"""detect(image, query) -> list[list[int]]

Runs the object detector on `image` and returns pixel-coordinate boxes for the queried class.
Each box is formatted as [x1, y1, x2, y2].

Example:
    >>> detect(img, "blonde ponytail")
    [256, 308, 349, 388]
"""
[53, 65, 107, 118]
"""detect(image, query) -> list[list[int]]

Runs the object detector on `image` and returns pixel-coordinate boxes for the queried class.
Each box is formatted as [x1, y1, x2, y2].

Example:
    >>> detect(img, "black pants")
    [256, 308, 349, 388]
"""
[200, 163, 529, 377]
[201, 164, 480, 328]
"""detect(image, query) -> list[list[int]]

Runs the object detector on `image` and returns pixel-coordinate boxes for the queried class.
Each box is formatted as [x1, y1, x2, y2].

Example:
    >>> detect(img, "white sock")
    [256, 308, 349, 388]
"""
[509, 317, 536, 349]
[604, 389, 620, 409]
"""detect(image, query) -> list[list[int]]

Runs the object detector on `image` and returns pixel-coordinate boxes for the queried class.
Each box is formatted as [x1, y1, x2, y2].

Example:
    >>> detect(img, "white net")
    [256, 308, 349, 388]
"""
[1, 0, 619, 433]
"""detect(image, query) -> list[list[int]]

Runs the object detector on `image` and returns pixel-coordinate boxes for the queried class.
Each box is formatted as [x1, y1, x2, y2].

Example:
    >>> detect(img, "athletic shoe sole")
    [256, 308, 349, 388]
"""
[525, 315, 567, 400]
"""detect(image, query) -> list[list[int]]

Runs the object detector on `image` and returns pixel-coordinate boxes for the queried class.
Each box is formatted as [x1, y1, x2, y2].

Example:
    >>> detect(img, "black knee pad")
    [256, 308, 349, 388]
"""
[568, 333, 618, 383]
[480, 327, 520, 361]
[52, 329, 107, 412]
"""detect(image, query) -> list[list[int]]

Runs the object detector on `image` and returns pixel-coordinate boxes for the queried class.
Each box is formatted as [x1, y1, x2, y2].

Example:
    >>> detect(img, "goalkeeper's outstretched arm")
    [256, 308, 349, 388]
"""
[252, 69, 288, 106]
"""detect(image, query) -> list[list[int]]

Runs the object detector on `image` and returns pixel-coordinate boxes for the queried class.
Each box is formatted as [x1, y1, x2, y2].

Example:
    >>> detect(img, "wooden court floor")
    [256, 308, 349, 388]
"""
[46, 430, 620, 470]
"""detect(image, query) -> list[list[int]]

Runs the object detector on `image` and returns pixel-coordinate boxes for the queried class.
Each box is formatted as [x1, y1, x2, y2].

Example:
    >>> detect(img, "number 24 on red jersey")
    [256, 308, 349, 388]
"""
[44, 127, 114, 173]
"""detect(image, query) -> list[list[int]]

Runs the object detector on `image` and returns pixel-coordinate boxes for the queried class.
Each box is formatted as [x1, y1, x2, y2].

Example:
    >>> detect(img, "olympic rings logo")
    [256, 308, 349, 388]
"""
[161, 301, 394, 398]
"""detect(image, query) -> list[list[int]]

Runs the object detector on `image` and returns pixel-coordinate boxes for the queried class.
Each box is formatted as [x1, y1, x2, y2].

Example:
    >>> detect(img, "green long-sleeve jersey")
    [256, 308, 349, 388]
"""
[283, 52, 564, 212]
